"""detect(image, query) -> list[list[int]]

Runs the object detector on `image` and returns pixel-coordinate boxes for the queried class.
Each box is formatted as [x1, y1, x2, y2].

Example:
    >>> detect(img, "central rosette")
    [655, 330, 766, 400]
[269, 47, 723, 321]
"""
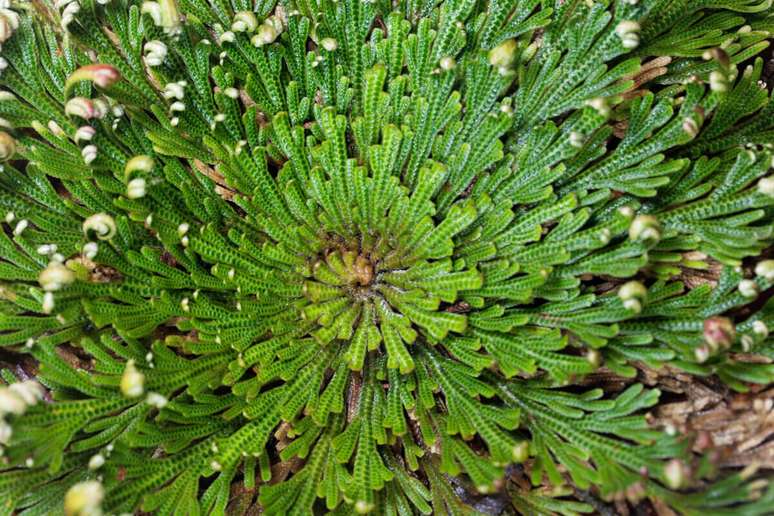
[300, 231, 483, 373]
[313, 249, 375, 293]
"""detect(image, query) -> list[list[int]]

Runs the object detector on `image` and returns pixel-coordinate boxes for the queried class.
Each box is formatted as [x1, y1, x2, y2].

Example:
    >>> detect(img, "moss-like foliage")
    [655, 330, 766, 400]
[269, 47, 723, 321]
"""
[0, 0, 773, 514]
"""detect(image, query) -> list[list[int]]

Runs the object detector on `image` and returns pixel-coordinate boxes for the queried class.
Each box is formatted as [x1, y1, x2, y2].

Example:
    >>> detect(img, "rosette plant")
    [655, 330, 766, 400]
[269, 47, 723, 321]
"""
[0, 0, 773, 514]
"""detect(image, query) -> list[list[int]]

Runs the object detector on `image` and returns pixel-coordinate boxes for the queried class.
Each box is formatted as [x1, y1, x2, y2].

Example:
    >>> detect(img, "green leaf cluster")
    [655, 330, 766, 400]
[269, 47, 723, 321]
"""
[0, 0, 772, 514]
